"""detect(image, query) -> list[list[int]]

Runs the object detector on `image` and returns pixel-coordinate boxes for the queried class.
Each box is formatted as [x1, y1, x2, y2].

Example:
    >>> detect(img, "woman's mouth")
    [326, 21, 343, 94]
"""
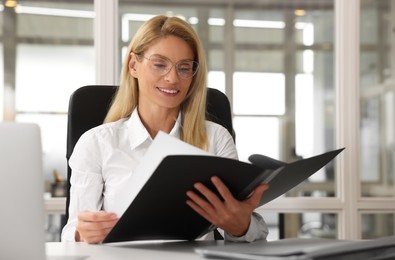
[157, 87, 179, 94]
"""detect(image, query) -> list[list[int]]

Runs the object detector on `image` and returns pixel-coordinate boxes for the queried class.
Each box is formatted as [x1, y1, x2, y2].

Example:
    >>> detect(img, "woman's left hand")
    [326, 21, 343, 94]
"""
[186, 176, 269, 237]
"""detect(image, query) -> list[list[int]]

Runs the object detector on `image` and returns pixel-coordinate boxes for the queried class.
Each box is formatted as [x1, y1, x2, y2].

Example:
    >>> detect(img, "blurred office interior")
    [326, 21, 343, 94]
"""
[0, 0, 394, 242]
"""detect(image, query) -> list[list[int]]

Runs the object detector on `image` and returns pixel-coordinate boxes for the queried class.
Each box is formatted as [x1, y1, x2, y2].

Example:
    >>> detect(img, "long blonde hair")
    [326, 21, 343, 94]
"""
[104, 15, 208, 150]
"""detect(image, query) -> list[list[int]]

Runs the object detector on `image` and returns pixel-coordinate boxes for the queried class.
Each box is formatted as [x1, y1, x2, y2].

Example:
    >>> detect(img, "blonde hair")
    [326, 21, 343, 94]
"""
[104, 15, 208, 150]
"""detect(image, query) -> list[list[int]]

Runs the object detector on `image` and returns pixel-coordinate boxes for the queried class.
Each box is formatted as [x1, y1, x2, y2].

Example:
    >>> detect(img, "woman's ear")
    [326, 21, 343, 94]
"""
[129, 53, 138, 78]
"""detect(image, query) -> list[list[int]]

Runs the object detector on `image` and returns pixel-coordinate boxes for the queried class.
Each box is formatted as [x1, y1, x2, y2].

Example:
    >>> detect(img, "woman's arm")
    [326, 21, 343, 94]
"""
[61, 130, 117, 243]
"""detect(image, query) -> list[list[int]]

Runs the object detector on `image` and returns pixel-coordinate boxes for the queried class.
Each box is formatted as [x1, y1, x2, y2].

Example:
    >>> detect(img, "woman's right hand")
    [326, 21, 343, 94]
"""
[75, 211, 119, 244]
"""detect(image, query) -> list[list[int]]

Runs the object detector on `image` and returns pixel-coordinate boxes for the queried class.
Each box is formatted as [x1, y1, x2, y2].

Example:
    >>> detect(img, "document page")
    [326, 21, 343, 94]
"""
[111, 131, 212, 216]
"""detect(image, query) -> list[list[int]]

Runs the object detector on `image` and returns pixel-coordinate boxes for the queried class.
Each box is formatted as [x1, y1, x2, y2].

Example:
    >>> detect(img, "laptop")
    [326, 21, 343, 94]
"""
[195, 236, 395, 260]
[0, 122, 86, 260]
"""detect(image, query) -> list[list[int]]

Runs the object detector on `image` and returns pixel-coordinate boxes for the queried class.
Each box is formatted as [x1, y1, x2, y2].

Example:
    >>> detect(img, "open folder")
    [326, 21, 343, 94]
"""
[103, 132, 344, 243]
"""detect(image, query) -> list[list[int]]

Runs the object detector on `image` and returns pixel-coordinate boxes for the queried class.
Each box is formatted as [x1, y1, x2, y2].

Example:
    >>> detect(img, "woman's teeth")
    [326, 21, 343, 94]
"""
[159, 88, 178, 94]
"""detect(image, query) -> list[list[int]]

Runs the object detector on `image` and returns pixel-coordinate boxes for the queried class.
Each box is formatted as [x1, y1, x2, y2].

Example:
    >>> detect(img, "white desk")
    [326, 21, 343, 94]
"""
[45, 236, 395, 260]
[46, 240, 227, 260]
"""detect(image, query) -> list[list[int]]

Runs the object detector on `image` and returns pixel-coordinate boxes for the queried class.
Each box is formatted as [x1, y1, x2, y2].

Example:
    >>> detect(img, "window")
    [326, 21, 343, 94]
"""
[1, 0, 94, 241]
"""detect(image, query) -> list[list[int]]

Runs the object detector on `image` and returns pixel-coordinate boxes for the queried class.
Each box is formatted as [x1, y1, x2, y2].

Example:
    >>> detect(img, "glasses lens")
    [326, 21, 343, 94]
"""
[148, 56, 171, 75]
[146, 54, 199, 79]
[176, 61, 199, 79]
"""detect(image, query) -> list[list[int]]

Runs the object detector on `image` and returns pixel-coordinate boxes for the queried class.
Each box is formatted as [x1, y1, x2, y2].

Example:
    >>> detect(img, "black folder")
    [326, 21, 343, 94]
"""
[103, 133, 344, 243]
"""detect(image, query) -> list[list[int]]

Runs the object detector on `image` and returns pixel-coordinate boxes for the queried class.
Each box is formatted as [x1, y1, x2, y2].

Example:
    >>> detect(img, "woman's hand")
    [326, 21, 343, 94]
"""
[186, 176, 268, 237]
[75, 211, 119, 244]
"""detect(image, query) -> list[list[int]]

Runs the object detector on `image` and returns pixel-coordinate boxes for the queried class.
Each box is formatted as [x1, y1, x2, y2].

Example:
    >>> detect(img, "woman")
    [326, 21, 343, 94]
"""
[61, 15, 269, 244]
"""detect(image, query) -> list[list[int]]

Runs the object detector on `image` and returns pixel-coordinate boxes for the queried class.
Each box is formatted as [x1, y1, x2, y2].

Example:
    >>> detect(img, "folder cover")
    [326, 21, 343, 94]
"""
[103, 132, 344, 243]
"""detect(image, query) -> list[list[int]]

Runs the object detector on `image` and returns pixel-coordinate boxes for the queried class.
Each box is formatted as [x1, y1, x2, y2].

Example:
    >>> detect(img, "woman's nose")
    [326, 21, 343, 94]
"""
[163, 65, 180, 83]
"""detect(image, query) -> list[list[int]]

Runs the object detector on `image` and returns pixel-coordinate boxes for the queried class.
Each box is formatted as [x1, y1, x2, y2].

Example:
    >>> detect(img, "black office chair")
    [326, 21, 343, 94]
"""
[62, 85, 235, 234]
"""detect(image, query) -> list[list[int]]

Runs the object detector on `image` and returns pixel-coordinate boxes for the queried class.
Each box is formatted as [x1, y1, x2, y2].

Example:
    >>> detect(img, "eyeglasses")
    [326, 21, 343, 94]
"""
[139, 54, 199, 79]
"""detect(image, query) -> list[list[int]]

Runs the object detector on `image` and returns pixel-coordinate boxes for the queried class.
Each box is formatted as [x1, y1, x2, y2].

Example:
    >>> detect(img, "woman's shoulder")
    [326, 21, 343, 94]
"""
[205, 120, 237, 159]
[79, 118, 129, 141]
[205, 120, 232, 138]
[70, 118, 130, 161]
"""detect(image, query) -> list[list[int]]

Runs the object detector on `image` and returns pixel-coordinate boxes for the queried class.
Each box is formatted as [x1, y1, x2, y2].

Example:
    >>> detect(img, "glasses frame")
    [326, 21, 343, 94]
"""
[138, 54, 199, 79]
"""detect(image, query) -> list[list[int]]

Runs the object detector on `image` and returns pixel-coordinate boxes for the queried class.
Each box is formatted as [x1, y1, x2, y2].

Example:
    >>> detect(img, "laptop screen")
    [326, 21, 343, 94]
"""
[0, 122, 46, 260]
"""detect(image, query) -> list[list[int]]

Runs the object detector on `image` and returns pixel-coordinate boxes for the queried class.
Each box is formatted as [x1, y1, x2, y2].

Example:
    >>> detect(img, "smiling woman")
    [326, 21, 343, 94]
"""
[61, 15, 269, 244]
[127, 36, 197, 119]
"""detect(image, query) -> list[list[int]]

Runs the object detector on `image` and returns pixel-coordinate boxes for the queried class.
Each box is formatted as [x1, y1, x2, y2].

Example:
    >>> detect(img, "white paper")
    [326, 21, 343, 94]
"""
[112, 131, 212, 216]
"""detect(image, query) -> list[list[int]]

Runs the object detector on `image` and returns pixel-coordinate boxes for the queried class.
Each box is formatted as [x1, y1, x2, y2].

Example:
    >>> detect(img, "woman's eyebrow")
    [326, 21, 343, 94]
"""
[150, 53, 194, 62]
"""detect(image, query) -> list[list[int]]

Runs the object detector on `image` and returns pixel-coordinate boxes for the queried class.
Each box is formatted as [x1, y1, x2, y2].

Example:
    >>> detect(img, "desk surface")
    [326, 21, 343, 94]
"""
[46, 240, 230, 260]
[47, 236, 395, 260]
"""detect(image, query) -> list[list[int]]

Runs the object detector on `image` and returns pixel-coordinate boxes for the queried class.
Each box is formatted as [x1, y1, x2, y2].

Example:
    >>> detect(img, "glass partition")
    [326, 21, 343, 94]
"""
[232, 3, 336, 199]
[6, 0, 95, 183]
[261, 211, 340, 241]
[360, 0, 395, 198]
[362, 213, 395, 239]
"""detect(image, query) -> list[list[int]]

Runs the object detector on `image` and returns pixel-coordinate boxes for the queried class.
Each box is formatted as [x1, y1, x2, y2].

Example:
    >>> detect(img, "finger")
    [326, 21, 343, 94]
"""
[83, 236, 103, 244]
[186, 190, 215, 213]
[81, 225, 113, 240]
[245, 184, 269, 207]
[185, 199, 213, 223]
[186, 188, 228, 226]
[77, 218, 118, 244]
[186, 190, 224, 225]
[82, 227, 114, 244]
[78, 211, 118, 222]
[193, 182, 223, 208]
[77, 218, 118, 231]
[210, 176, 236, 203]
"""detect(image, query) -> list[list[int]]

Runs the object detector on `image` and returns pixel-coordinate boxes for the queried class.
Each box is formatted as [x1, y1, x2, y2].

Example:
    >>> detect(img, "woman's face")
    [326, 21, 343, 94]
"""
[129, 36, 195, 112]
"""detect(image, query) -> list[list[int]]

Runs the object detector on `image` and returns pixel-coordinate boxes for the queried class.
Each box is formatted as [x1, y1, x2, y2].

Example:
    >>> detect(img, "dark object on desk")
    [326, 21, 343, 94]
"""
[102, 132, 344, 243]
[63, 85, 236, 235]
[195, 236, 395, 260]
[51, 169, 67, 197]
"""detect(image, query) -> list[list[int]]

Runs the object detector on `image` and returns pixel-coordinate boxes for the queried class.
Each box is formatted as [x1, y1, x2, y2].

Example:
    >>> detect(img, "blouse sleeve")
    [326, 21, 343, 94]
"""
[61, 130, 105, 242]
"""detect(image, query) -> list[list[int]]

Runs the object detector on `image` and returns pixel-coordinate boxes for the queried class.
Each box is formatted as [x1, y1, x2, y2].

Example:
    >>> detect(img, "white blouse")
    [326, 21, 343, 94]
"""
[61, 109, 268, 242]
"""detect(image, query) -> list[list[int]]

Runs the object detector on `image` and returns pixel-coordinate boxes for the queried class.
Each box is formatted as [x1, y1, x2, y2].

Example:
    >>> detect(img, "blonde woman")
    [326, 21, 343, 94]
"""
[62, 15, 269, 244]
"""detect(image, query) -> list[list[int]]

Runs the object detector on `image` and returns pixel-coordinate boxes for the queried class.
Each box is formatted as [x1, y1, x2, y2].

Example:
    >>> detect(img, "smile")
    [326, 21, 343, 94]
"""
[158, 87, 179, 94]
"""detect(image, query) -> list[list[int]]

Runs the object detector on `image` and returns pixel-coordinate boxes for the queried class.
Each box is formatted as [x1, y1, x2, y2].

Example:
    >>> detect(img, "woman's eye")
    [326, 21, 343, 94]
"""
[151, 59, 168, 69]
[178, 67, 192, 73]
[178, 63, 193, 71]
[153, 63, 167, 69]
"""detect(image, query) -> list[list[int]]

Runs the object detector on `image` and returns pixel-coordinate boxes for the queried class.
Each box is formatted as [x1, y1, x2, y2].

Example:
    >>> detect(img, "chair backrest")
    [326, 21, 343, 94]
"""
[63, 85, 235, 227]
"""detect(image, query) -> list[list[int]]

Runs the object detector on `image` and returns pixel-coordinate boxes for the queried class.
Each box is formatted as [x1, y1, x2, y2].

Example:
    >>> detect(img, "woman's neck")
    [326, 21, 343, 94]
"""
[137, 105, 180, 138]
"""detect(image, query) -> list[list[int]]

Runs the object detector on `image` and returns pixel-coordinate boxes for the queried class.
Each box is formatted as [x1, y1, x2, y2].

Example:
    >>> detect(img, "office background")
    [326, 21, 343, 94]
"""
[0, 0, 394, 242]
